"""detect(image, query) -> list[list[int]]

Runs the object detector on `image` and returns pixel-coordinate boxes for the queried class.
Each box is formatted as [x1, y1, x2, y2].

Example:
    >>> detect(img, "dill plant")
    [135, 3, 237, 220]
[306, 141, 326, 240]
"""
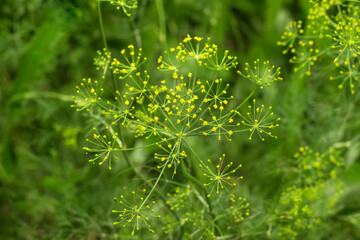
[278, 0, 360, 94]
[71, 1, 282, 238]
[272, 1, 360, 238]
[269, 146, 344, 240]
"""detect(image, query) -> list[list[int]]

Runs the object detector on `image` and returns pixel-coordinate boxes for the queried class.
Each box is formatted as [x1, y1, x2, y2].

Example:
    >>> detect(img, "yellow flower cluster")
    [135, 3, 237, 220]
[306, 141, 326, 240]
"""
[71, 77, 104, 111]
[237, 59, 283, 89]
[279, 0, 360, 93]
[104, 0, 137, 16]
[199, 154, 243, 197]
[111, 45, 147, 79]
[83, 127, 120, 170]
[73, 35, 281, 234]
[73, 36, 281, 174]
[158, 35, 238, 73]
[113, 189, 160, 235]
[272, 146, 344, 239]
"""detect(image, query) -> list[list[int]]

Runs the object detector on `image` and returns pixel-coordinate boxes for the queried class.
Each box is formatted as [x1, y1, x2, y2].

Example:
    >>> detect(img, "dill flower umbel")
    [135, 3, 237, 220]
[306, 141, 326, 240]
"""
[83, 127, 120, 170]
[113, 189, 160, 235]
[237, 99, 280, 141]
[199, 154, 243, 197]
[237, 59, 283, 88]
[73, 35, 281, 236]
[111, 45, 147, 79]
[94, 48, 111, 72]
[103, 0, 138, 16]
[71, 77, 104, 111]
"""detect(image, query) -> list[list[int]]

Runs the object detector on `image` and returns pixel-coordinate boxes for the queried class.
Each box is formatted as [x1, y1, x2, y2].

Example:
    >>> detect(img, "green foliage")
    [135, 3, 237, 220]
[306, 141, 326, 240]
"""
[1, 0, 360, 239]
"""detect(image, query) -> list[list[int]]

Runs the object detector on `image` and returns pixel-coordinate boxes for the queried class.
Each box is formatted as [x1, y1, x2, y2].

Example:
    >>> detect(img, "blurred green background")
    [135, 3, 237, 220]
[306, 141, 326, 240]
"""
[1, 0, 360, 239]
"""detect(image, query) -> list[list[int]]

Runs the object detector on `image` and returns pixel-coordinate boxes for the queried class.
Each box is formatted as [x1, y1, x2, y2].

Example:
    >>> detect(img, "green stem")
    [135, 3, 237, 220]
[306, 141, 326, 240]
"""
[97, 1, 118, 92]
[234, 88, 257, 112]
[139, 164, 167, 210]
[129, 17, 142, 48]
[9, 92, 73, 104]
[155, 0, 166, 47]
[182, 139, 217, 227]
[180, 157, 204, 189]
[97, 1, 108, 49]
[180, 157, 215, 215]
[136, 140, 181, 210]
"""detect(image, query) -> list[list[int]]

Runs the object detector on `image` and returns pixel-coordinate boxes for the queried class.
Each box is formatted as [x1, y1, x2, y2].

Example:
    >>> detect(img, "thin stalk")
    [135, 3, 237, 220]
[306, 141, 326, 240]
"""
[97, 1, 118, 91]
[129, 17, 142, 48]
[98, 1, 108, 50]
[9, 92, 73, 103]
[233, 88, 257, 112]
[155, 0, 166, 46]
[182, 139, 217, 228]
[139, 164, 167, 210]
[180, 157, 204, 189]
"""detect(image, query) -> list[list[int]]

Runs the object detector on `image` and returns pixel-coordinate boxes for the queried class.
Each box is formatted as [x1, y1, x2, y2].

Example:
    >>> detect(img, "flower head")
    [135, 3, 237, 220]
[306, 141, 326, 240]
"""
[105, 0, 138, 16]
[111, 45, 147, 79]
[71, 77, 104, 111]
[83, 127, 120, 170]
[199, 154, 243, 197]
[228, 194, 250, 223]
[277, 21, 304, 54]
[94, 48, 111, 72]
[113, 189, 160, 235]
[237, 99, 280, 141]
[238, 59, 282, 88]
[293, 146, 344, 183]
